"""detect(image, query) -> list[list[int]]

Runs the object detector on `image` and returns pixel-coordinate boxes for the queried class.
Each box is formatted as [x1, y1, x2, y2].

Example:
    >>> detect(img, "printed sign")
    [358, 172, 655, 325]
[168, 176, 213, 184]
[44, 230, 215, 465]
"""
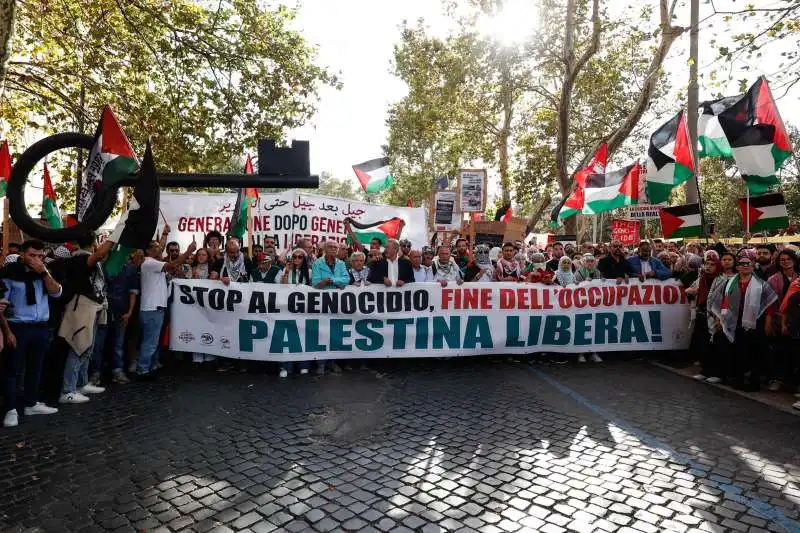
[170, 279, 692, 360]
[433, 190, 460, 231]
[611, 219, 641, 245]
[625, 204, 665, 220]
[458, 169, 487, 213]
[159, 190, 428, 250]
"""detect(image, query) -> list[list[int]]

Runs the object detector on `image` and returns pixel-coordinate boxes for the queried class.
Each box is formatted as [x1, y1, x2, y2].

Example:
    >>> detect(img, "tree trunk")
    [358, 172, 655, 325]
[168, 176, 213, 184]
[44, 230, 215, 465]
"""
[0, 0, 17, 104]
[524, 192, 552, 234]
[498, 54, 514, 205]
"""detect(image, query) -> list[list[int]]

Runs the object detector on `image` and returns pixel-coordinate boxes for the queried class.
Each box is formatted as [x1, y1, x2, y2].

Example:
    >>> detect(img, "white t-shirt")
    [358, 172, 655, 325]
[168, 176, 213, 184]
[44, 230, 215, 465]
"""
[640, 259, 652, 276]
[387, 258, 399, 284]
[140, 257, 168, 311]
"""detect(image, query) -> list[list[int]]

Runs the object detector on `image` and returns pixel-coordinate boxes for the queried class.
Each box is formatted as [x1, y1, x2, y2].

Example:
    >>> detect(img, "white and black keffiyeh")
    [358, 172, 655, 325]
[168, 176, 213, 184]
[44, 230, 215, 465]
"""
[223, 252, 246, 282]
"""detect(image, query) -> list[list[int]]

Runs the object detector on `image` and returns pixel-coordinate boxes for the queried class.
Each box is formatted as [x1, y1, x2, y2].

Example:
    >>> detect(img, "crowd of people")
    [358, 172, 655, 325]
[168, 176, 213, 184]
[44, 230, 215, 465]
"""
[1, 226, 799, 429]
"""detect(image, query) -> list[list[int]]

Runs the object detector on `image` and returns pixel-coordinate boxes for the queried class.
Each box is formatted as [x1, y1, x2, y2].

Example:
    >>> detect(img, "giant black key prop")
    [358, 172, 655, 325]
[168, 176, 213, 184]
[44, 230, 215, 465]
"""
[7, 132, 318, 243]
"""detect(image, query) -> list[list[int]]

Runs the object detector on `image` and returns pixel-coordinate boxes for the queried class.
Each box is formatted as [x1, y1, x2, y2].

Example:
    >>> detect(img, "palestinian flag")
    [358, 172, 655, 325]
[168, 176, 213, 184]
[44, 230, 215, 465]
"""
[723, 78, 792, 194]
[346, 217, 405, 246]
[42, 162, 62, 229]
[582, 161, 640, 215]
[353, 157, 394, 194]
[659, 204, 702, 239]
[105, 142, 160, 277]
[738, 192, 789, 232]
[646, 111, 695, 204]
[551, 144, 608, 225]
[0, 140, 11, 198]
[228, 154, 259, 241]
[495, 203, 513, 223]
[698, 95, 740, 159]
[77, 106, 138, 221]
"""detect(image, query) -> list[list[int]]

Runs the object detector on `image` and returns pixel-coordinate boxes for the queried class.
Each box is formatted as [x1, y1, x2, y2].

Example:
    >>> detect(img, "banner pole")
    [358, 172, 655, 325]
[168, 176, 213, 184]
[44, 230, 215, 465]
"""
[746, 187, 750, 234]
[2, 197, 8, 256]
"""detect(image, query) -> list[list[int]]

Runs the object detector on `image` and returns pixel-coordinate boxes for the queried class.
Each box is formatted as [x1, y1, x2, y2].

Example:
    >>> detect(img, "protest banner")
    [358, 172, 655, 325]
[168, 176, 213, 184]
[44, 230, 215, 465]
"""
[158, 190, 427, 250]
[624, 204, 664, 220]
[611, 219, 641, 245]
[170, 279, 691, 361]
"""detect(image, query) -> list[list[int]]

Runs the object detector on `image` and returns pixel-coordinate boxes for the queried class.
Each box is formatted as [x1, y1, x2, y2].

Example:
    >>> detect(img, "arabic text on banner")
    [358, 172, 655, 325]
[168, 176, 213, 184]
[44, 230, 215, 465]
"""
[170, 280, 692, 361]
[159, 190, 428, 250]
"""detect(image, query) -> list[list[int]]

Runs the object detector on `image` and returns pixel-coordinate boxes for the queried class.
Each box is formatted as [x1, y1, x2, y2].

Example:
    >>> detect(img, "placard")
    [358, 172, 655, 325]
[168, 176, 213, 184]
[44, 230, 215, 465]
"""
[432, 190, 460, 231]
[612, 219, 641, 245]
[457, 169, 487, 213]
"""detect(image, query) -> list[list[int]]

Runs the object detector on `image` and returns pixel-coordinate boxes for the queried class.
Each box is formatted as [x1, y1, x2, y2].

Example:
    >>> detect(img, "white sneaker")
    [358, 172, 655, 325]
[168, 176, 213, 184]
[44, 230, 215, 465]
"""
[590, 353, 603, 363]
[59, 392, 90, 404]
[577, 354, 587, 363]
[767, 380, 782, 392]
[706, 376, 722, 384]
[792, 401, 800, 411]
[300, 368, 309, 375]
[80, 384, 106, 394]
[152, 362, 163, 371]
[3, 409, 18, 428]
[24, 403, 58, 416]
[692, 374, 707, 381]
[279, 369, 288, 378]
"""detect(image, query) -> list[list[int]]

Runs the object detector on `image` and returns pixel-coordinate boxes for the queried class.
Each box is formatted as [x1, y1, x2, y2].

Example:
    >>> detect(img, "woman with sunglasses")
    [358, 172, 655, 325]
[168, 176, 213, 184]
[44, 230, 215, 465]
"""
[278, 248, 311, 378]
[765, 251, 799, 392]
[708, 255, 777, 391]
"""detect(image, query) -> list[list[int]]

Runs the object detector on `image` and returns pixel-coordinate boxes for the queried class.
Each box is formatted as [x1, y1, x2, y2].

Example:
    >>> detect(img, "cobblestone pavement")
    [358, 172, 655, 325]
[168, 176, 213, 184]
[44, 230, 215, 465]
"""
[1, 358, 799, 533]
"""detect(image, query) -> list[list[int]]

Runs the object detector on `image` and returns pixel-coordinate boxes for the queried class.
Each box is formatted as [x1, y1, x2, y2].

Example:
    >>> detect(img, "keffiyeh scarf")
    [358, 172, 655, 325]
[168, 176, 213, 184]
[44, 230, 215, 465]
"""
[223, 252, 246, 282]
[709, 274, 777, 342]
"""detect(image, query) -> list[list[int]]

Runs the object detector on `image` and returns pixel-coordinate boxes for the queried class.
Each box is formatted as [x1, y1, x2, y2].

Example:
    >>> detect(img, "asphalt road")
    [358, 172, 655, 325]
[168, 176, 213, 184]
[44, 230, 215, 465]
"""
[1, 358, 799, 533]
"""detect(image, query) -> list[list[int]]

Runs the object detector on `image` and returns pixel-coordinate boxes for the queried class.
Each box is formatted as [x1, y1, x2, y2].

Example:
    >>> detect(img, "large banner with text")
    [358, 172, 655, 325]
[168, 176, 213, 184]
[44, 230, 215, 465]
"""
[170, 279, 691, 360]
[159, 190, 428, 250]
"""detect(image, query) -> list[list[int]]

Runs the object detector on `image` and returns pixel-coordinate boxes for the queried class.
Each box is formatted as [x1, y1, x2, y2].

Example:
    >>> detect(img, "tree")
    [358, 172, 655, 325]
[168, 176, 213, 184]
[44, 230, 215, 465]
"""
[315, 171, 365, 202]
[1, 0, 338, 210]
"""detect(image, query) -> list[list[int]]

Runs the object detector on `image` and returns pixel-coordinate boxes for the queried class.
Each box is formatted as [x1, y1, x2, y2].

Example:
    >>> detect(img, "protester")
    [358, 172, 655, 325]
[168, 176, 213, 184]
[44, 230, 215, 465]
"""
[250, 243, 263, 260]
[278, 248, 311, 377]
[369, 237, 382, 252]
[250, 253, 281, 283]
[367, 249, 382, 269]
[399, 239, 412, 259]
[337, 242, 351, 267]
[138, 239, 196, 380]
[494, 242, 521, 281]
[708, 255, 777, 391]
[628, 241, 672, 281]
[2, 240, 63, 427]
[107, 250, 142, 384]
[598, 241, 633, 282]
[312, 241, 350, 290]
[464, 244, 493, 282]
[58, 237, 115, 404]
[192, 248, 212, 280]
[688, 253, 722, 383]
[165, 241, 190, 279]
[546, 242, 566, 271]
[368, 239, 413, 287]
[765, 250, 799, 391]
[349, 251, 371, 286]
[432, 245, 462, 286]
[204, 230, 223, 262]
[409, 249, 435, 282]
[574, 253, 604, 283]
[524, 252, 553, 284]
[554, 256, 575, 287]
[755, 244, 777, 280]
[779, 276, 800, 409]
[211, 238, 253, 284]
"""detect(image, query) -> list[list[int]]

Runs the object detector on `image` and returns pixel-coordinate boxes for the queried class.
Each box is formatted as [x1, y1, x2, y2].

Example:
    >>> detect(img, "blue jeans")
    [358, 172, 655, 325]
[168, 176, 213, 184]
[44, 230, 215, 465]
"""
[111, 321, 127, 372]
[138, 309, 165, 375]
[89, 324, 108, 377]
[3, 324, 52, 413]
[63, 320, 99, 394]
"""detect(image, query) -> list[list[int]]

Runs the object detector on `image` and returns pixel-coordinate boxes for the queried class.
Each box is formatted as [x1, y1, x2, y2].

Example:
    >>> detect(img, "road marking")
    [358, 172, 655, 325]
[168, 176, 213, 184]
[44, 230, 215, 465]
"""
[529, 366, 800, 533]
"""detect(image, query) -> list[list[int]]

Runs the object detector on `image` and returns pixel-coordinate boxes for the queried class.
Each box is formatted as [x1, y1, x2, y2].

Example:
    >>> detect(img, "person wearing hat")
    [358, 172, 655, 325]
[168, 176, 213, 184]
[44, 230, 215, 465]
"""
[399, 239, 412, 260]
[250, 252, 281, 283]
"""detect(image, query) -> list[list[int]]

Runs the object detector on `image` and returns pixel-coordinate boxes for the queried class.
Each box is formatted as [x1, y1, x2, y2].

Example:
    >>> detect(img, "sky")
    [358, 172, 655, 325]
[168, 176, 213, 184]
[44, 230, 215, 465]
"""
[287, 0, 800, 181]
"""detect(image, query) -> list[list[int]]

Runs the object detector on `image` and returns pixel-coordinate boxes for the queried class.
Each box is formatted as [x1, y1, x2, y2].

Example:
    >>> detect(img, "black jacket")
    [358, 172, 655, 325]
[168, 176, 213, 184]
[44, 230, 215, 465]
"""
[367, 257, 415, 284]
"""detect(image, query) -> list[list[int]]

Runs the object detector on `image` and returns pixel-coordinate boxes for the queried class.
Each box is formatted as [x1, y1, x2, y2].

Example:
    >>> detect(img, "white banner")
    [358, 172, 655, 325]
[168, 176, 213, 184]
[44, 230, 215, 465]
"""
[169, 279, 691, 361]
[160, 190, 428, 251]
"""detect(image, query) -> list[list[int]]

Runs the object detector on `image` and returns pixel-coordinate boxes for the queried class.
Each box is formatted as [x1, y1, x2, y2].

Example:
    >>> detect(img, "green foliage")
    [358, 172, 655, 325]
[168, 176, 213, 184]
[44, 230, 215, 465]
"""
[2, 0, 338, 211]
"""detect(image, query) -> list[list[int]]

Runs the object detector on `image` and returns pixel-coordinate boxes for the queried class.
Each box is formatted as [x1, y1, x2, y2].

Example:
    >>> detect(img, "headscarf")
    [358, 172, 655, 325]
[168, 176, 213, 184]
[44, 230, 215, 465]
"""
[686, 253, 702, 270]
[555, 256, 574, 286]
[577, 253, 598, 281]
[739, 248, 757, 262]
[696, 254, 720, 308]
[54, 246, 72, 259]
[489, 247, 501, 264]
[709, 273, 777, 341]
[704, 250, 720, 263]
[475, 244, 492, 270]
[4, 253, 19, 265]
[515, 251, 527, 272]
[531, 252, 546, 271]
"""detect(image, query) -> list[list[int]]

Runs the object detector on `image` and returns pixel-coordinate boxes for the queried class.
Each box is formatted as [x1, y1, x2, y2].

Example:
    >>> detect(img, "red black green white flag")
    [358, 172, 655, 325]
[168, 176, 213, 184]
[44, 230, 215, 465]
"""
[659, 204, 701, 239]
[353, 157, 394, 194]
[0, 141, 11, 198]
[582, 161, 640, 215]
[704, 77, 792, 194]
[346, 217, 405, 246]
[77, 106, 138, 221]
[42, 162, 62, 229]
[646, 111, 695, 204]
[105, 142, 160, 277]
[551, 144, 608, 226]
[738, 192, 789, 232]
[228, 154, 259, 241]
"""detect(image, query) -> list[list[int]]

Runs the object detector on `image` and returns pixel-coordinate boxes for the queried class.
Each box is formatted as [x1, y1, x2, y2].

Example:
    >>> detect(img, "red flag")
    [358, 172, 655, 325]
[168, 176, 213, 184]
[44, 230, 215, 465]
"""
[243, 154, 258, 201]
[406, 199, 413, 207]
[503, 206, 513, 223]
[0, 140, 12, 197]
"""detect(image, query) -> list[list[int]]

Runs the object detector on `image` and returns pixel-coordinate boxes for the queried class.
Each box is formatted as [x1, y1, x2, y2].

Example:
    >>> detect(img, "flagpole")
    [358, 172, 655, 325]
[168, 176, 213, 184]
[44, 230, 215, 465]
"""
[746, 186, 750, 234]
[2, 197, 8, 256]
[247, 201, 254, 254]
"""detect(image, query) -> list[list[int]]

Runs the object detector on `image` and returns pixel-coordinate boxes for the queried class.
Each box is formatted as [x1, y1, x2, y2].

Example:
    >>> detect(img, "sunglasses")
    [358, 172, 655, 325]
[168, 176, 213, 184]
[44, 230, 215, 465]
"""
[292, 255, 304, 260]
[738, 262, 753, 267]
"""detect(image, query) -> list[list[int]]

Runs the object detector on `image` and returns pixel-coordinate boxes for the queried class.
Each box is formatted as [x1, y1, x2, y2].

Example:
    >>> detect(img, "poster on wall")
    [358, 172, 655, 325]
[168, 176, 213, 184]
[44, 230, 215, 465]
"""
[158, 190, 428, 250]
[458, 169, 487, 213]
[432, 190, 461, 231]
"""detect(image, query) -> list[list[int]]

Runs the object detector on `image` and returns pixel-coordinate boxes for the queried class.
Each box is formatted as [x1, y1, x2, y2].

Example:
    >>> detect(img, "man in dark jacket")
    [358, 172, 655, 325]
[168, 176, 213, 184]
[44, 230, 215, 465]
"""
[367, 239, 414, 286]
